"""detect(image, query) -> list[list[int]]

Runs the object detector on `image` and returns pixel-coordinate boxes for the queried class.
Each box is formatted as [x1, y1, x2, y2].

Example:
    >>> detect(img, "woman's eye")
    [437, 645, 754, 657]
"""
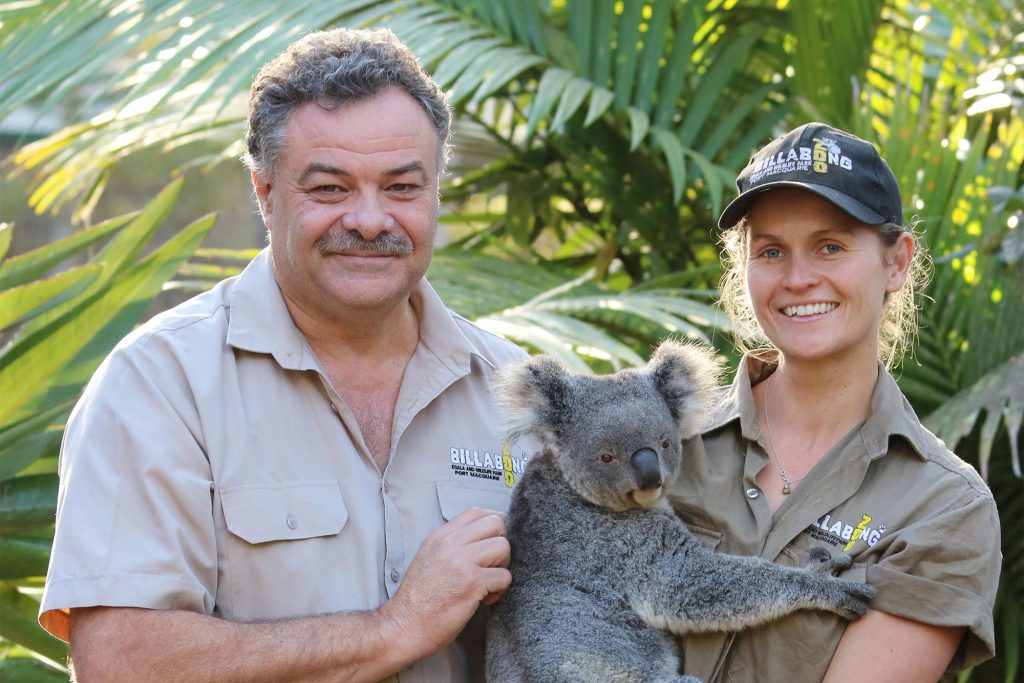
[762, 247, 781, 259]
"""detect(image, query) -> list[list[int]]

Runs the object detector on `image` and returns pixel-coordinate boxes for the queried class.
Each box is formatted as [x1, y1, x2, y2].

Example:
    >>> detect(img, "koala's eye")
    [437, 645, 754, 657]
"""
[661, 439, 671, 449]
[600, 453, 614, 464]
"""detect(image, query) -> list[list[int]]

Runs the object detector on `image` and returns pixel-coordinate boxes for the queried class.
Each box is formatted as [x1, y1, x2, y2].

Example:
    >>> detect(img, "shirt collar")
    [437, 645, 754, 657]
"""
[410, 273, 489, 377]
[226, 248, 489, 376]
[226, 249, 312, 371]
[705, 351, 930, 461]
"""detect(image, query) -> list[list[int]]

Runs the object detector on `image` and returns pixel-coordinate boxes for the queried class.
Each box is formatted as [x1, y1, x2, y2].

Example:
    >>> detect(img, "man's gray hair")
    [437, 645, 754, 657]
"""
[244, 27, 452, 177]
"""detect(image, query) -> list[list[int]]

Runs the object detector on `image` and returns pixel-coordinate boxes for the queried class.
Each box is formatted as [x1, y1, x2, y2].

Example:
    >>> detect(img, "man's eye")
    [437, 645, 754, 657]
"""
[389, 183, 416, 193]
[823, 243, 843, 254]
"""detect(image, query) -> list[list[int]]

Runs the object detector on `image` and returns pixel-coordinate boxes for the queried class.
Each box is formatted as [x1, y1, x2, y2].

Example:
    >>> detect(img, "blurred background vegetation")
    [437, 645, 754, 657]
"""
[0, 1, 1021, 681]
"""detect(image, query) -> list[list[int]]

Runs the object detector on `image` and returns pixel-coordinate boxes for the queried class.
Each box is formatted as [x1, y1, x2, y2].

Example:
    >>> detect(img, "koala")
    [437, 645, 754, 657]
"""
[486, 340, 875, 683]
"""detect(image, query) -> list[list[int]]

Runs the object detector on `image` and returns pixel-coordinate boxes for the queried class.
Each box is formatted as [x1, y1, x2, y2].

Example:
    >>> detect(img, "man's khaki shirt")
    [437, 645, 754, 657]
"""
[669, 354, 1000, 683]
[40, 250, 528, 682]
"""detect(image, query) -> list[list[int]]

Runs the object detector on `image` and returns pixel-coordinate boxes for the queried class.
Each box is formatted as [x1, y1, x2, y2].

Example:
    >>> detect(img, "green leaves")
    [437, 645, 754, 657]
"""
[429, 249, 729, 372]
[924, 353, 1023, 480]
[0, 182, 214, 674]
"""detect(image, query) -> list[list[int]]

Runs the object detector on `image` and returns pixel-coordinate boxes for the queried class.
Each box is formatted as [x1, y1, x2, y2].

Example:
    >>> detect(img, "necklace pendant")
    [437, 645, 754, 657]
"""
[782, 484, 791, 495]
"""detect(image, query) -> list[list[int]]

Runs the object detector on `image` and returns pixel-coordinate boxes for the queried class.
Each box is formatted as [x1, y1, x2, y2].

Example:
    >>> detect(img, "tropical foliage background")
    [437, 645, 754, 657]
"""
[1, 0, 1021, 680]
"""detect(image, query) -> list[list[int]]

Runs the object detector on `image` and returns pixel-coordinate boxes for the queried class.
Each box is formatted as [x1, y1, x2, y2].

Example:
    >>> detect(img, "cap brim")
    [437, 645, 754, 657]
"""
[717, 181, 887, 230]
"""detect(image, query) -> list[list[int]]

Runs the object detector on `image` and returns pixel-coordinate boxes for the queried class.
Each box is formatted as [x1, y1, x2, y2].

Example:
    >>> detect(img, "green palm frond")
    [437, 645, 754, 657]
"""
[924, 353, 1023, 480]
[428, 248, 730, 371]
[3, 0, 773, 222]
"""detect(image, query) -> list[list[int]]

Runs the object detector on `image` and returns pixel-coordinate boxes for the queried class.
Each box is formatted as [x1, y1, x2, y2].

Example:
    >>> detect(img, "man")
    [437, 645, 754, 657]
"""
[40, 27, 529, 682]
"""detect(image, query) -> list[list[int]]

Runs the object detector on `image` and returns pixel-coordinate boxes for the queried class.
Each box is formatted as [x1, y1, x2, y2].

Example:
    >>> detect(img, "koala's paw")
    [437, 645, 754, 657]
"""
[804, 548, 852, 575]
[824, 578, 877, 620]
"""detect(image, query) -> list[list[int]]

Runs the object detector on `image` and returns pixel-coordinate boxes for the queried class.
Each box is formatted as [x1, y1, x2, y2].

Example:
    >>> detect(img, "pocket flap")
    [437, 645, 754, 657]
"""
[221, 480, 347, 544]
[435, 480, 512, 521]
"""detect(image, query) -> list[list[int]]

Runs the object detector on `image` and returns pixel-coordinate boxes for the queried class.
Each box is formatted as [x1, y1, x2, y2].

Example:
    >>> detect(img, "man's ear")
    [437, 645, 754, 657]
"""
[251, 169, 273, 222]
[885, 231, 914, 293]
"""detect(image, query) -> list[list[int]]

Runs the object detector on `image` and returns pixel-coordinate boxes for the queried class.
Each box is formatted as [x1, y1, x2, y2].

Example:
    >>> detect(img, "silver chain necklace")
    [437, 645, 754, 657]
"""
[762, 376, 807, 495]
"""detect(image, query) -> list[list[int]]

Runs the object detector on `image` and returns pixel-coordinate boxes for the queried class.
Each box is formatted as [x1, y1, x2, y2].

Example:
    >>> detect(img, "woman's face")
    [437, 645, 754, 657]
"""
[744, 188, 911, 368]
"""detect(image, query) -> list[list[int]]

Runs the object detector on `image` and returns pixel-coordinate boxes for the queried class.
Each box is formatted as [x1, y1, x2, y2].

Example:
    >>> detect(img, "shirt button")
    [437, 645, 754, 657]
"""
[390, 568, 401, 583]
[745, 487, 760, 499]
[286, 515, 298, 529]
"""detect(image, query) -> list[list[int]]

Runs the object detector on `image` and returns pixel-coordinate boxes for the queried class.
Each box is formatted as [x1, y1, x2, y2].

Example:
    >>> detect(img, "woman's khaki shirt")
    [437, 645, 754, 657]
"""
[669, 354, 1000, 683]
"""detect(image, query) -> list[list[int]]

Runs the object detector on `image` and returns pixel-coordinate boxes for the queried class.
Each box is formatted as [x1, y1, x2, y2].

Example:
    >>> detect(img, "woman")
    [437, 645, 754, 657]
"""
[670, 122, 1000, 682]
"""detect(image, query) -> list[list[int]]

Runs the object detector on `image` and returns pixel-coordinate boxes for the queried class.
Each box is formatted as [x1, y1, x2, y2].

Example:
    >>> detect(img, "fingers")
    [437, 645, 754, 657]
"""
[424, 516, 510, 569]
[481, 566, 512, 596]
[470, 535, 511, 569]
[444, 506, 507, 542]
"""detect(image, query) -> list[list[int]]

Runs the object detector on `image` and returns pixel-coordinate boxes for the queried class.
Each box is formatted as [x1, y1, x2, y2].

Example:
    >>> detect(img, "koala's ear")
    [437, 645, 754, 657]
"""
[647, 340, 721, 438]
[492, 355, 572, 443]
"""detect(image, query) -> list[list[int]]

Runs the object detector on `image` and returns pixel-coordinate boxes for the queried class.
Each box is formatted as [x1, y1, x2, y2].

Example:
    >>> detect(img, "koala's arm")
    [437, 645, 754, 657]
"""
[627, 523, 875, 636]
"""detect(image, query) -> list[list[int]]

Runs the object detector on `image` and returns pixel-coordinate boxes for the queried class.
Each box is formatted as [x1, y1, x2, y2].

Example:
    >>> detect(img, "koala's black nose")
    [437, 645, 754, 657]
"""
[631, 448, 662, 490]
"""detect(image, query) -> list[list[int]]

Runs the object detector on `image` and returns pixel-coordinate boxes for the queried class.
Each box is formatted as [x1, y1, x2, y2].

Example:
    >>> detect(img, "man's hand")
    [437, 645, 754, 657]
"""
[379, 507, 512, 659]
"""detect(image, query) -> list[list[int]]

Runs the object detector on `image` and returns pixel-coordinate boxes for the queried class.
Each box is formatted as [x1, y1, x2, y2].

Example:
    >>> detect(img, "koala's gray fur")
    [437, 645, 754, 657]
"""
[486, 340, 875, 683]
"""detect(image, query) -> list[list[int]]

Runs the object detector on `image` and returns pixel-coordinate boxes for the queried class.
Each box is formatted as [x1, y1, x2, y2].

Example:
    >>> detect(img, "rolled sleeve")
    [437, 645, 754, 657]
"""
[866, 491, 1001, 669]
[40, 341, 217, 641]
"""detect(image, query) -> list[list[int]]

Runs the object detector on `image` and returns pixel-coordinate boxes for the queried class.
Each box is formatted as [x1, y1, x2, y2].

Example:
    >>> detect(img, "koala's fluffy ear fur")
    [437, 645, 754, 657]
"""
[493, 356, 572, 445]
[647, 340, 720, 438]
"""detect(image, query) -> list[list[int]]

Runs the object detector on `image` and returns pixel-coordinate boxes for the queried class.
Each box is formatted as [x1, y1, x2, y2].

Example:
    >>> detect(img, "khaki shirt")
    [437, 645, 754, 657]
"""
[41, 250, 529, 682]
[669, 354, 1000, 683]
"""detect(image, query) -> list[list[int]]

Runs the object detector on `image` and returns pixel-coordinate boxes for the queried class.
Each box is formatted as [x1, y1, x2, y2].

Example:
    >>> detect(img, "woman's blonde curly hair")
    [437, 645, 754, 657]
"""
[717, 215, 931, 369]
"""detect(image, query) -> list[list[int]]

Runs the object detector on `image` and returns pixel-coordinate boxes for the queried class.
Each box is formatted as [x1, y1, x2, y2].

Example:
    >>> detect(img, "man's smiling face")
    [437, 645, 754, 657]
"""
[253, 87, 440, 319]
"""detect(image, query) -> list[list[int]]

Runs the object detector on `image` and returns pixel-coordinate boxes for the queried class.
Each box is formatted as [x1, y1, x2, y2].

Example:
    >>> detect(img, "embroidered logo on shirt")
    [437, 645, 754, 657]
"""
[806, 512, 889, 551]
[449, 441, 530, 486]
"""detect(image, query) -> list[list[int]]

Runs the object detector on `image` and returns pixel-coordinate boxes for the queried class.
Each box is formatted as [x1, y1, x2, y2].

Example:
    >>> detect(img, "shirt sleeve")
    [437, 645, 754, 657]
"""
[865, 486, 1001, 670]
[39, 339, 217, 642]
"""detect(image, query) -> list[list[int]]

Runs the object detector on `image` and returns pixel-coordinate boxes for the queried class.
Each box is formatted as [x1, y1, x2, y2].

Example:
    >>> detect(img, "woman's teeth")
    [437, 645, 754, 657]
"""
[784, 303, 837, 317]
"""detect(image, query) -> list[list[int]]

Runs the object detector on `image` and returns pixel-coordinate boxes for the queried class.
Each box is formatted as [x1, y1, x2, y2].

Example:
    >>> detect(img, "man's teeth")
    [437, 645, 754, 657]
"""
[784, 303, 837, 317]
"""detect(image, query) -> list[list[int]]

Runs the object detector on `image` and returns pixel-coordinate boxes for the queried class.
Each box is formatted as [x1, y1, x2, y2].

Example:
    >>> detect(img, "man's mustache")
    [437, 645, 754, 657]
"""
[315, 229, 414, 257]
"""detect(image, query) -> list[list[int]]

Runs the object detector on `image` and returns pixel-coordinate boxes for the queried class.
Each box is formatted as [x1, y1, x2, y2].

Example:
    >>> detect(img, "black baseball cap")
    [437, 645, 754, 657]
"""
[718, 122, 903, 230]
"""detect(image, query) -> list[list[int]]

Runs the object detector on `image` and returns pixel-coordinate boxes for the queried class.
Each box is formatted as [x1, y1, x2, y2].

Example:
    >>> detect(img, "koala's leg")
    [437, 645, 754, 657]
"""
[630, 542, 875, 636]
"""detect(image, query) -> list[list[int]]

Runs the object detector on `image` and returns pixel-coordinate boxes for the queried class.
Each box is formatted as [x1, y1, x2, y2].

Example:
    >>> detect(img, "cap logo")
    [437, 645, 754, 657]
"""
[748, 136, 853, 184]
[812, 136, 851, 174]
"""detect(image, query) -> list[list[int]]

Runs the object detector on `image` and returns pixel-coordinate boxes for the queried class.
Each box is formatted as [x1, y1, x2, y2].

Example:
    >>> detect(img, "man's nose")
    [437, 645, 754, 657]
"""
[340, 192, 395, 238]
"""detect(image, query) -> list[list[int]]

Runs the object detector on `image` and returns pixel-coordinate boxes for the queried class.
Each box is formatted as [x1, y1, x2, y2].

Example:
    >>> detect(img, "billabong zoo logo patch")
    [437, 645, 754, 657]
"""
[747, 136, 853, 184]
[805, 512, 889, 552]
[450, 440, 529, 487]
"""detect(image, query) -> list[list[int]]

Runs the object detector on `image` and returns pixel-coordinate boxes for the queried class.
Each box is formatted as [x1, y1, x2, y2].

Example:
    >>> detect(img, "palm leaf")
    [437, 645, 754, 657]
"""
[924, 354, 1023, 480]
[4, 0, 761, 225]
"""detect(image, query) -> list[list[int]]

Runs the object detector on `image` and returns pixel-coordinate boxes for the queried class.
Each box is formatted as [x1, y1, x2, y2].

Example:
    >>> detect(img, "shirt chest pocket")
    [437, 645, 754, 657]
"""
[221, 480, 348, 543]
[218, 480, 350, 620]
[435, 480, 512, 520]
